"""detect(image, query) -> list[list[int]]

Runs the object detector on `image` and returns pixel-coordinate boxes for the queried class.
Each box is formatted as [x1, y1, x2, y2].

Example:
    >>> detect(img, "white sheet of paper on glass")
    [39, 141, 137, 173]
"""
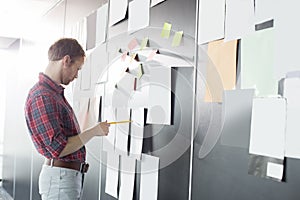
[129, 108, 145, 159]
[266, 162, 283, 180]
[128, 90, 150, 109]
[119, 156, 136, 200]
[254, 0, 274, 24]
[109, 0, 128, 27]
[249, 97, 286, 160]
[139, 154, 159, 200]
[96, 3, 108, 45]
[115, 108, 131, 155]
[105, 152, 119, 198]
[150, 0, 165, 7]
[112, 72, 136, 107]
[103, 107, 117, 152]
[274, 0, 300, 79]
[80, 53, 92, 90]
[283, 78, 300, 158]
[224, 0, 255, 41]
[77, 97, 90, 130]
[146, 66, 171, 125]
[86, 11, 97, 50]
[198, 0, 225, 44]
[91, 44, 108, 84]
[128, 0, 150, 33]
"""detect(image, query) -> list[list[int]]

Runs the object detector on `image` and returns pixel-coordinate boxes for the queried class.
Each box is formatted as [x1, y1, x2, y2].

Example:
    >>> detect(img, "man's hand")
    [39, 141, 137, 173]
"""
[96, 121, 110, 136]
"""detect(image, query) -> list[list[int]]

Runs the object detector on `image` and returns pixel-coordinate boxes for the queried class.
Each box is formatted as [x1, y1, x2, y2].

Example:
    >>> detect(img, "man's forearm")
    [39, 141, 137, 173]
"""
[59, 125, 99, 158]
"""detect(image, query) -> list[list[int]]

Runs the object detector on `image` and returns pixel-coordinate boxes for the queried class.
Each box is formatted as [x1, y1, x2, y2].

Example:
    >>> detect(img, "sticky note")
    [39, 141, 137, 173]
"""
[161, 22, 172, 39]
[172, 31, 183, 47]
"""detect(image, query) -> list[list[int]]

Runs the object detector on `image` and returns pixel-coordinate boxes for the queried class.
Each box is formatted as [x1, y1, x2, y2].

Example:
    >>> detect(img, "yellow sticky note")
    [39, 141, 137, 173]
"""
[161, 22, 172, 39]
[140, 37, 149, 50]
[172, 31, 183, 47]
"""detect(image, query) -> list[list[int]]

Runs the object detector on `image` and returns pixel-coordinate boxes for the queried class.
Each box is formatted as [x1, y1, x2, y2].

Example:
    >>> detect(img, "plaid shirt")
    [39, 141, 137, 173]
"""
[25, 73, 86, 162]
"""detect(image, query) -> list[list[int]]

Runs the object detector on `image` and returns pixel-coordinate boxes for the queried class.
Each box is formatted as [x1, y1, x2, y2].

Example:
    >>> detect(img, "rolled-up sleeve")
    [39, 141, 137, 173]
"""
[27, 95, 67, 158]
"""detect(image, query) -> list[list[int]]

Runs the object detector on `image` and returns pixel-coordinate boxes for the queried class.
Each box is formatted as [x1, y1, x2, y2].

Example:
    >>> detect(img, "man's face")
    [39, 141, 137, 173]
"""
[62, 56, 85, 85]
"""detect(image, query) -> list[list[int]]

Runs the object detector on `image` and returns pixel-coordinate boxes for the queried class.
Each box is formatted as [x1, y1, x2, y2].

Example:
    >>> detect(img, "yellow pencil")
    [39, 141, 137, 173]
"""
[108, 120, 132, 125]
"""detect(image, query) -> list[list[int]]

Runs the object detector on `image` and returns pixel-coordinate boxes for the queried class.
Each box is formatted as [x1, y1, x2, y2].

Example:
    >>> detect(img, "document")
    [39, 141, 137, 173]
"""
[274, 0, 300, 79]
[266, 162, 283, 180]
[129, 108, 145, 159]
[86, 11, 97, 50]
[109, 0, 128, 26]
[139, 154, 159, 200]
[225, 0, 255, 41]
[198, 0, 225, 44]
[128, 0, 150, 33]
[241, 28, 277, 96]
[80, 53, 92, 90]
[146, 66, 171, 125]
[91, 44, 108, 84]
[283, 78, 300, 159]
[115, 108, 131, 156]
[96, 3, 108, 45]
[103, 107, 117, 152]
[105, 152, 119, 198]
[205, 39, 237, 102]
[119, 156, 136, 200]
[112, 72, 136, 107]
[249, 97, 286, 160]
[77, 97, 90, 130]
[254, 0, 274, 24]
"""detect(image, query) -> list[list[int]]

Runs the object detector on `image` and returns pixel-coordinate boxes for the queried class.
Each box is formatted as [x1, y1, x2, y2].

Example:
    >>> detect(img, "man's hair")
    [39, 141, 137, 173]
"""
[48, 38, 85, 62]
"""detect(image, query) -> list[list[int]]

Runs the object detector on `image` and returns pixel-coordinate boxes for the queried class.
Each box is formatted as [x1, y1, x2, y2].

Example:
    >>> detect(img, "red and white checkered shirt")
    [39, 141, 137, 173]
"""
[25, 73, 86, 162]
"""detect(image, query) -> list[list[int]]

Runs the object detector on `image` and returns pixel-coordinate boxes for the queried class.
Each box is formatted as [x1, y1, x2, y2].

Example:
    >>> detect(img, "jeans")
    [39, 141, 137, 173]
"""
[39, 165, 83, 200]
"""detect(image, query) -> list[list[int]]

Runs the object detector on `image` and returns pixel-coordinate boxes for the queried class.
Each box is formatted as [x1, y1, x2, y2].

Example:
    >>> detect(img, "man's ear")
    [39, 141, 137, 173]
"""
[62, 55, 71, 67]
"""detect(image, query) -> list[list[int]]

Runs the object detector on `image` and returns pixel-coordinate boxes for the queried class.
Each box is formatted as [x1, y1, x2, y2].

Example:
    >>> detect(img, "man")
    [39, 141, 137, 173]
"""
[24, 38, 110, 199]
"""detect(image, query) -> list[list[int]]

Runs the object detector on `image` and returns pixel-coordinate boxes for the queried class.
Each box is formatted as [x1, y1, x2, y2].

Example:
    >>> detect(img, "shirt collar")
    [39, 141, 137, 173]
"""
[39, 73, 64, 95]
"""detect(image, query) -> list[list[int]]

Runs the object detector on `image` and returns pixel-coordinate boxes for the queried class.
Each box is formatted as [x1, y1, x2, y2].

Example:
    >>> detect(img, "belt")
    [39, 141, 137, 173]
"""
[45, 159, 89, 173]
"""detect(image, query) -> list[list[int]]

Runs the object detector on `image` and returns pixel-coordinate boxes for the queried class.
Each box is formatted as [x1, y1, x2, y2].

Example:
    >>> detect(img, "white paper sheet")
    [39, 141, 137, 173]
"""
[249, 97, 286, 160]
[80, 53, 92, 90]
[112, 72, 136, 107]
[103, 107, 117, 152]
[86, 11, 97, 50]
[109, 0, 128, 27]
[129, 108, 144, 159]
[150, 0, 165, 7]
[96, 3, 108, 45]
[76, 97, 90, 130]
[146, 66, 171, 125]
[198, 0, 225, 44]
[283, 78, 300, 158]
[119, 156, 136, 200]
[254, 0, 274, 24]
[105, 152, 119, 198]
[274, 0, 300, 79]
[128, 0, 150, 33]
[224, 0, 255, 41]
[266, 162, 283, 180]
[91, 44, 108, 84]
[115, 108, 131, 155]
[139, 154, 159, 200]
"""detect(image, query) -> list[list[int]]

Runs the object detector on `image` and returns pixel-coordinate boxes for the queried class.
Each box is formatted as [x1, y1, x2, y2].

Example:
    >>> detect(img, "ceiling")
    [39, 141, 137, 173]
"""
[0, 0, 63, 48]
